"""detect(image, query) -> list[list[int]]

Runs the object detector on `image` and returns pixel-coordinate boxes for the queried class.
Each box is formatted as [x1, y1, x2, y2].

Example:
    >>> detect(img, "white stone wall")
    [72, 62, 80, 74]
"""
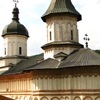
[3, 35, 28, 57]
[4, 95, 100, 100]
[0, 75, 100, 100]
[46, 16, 78, 43]
[44, 16, 79, 59]
[44, 47, 79, 59]
[31, 75, 100, 90]
[0, 60, 5, 67]
[0, 34, 28, 67]
[0, 58, 27, 67]
[0, 78, 32, 92]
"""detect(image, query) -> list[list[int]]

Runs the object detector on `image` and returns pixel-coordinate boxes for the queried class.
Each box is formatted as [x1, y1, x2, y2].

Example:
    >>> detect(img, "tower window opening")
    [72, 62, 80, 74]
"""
[50, 31, 52, 40]
[19, 47, 22, 55]
[5, 48, 6, 55]
[71, 30, 73, 40]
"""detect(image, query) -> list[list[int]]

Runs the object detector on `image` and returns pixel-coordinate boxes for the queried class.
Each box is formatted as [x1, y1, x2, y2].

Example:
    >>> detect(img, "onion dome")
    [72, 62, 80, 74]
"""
[41, 0, 82, 22]
[2, 5, 29, 37]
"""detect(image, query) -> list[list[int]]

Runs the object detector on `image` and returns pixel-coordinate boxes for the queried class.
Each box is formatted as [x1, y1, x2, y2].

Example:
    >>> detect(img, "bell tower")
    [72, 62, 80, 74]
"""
[0, 1, 29, 68]
[41, 0, 83, 59]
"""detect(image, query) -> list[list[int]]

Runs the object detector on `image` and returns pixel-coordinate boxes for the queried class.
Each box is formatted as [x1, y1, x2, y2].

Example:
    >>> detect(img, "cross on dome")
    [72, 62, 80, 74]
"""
[13, 0, 19, 7]
[83, 34, 90, 48]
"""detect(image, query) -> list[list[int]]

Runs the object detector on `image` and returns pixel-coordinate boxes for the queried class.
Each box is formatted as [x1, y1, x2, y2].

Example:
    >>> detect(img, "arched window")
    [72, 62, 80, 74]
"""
[19, 47, 22, 55]
[50, 31, 52, 40]
[71, 30, 73, 40]
[5, 48, 6, 55]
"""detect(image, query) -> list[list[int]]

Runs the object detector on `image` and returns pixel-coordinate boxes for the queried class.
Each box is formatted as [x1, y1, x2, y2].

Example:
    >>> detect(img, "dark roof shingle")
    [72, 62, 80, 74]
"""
[2, 48, 100, 75]
[41, 0, 82, 22]
[59, 48, 100, 68]
[2, 54, 43, 75]
[25, 58, 60, 70]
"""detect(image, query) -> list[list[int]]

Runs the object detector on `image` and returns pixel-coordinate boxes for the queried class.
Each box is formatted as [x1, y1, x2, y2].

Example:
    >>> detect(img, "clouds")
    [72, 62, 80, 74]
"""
[0, 0, 51, 56]
[0, 0, 100, 56]
[72, 0, 100, 49]
[70, 0, 99, 49]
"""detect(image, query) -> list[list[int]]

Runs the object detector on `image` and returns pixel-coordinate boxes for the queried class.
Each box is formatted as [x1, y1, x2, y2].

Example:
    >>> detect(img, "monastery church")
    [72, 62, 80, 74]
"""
[0, 0, 100, 100]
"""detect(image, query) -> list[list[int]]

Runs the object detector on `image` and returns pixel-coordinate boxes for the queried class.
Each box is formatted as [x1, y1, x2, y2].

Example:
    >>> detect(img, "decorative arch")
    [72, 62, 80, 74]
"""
[65, 97, 69, 100]
[73, 24, 77, 32]
[67, 22, 71, 29]
[20, 96, 24, 100]
[12, 95, 18, 100]
[67, 22, 71, 41]
[40, 97, 49, 100]
[73, 23, 77, 27]
[15, 96, 18, 99]
[51, 97, 60, 100]
[11, 95, 15, 99]
[24, 96, 29, 100]
[55, 23, 59, 41]
[74, 96, 81, 100]
[83, 96, 92, 100]
[95, 96, 100, 100]
[15, 96, 20, 100]
[12, 42, 16, 55]
[34, 97, 38, 100]
[29, 96, 34, 100]
[60, 96, 64, 100]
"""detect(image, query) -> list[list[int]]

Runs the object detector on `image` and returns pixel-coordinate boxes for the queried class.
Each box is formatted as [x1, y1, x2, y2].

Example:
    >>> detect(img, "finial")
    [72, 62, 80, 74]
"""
[83, 34, 90, 48]
[12, 0, 19, 21]
[13, 0, 19, 7]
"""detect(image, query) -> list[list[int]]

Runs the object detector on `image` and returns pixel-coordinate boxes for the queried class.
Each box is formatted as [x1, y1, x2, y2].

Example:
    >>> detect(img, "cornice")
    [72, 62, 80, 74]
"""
[1, 89, 100, 96]
[0, 66, 100, 80]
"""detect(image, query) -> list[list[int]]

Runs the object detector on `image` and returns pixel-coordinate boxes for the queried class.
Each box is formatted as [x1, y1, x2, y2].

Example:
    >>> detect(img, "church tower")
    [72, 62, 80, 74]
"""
[41, 0, 83, 59]
[0, 3, 29, 67]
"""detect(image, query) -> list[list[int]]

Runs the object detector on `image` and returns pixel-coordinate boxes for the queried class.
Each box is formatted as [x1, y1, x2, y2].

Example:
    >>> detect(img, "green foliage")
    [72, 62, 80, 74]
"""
[28, 50, 100, 59]
[95, 50, 100, 54]
[28, 53, 43, 58]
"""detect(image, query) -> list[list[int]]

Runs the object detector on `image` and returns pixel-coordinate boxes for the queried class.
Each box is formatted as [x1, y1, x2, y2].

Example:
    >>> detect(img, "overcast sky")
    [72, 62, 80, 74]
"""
[0, 0, 100, 56]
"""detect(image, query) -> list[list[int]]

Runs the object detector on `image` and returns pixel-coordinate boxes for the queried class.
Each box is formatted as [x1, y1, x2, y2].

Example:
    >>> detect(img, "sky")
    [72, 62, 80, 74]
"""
[0, 0, 100, 56]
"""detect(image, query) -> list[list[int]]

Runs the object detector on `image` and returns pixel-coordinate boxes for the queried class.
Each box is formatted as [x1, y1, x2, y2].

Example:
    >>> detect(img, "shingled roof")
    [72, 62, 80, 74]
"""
[59, 48, 100, 68]
[41, 0, 82, 22]
[25, 58, 60, 70]
[2, 54, 43, 75]
[2, 48, 100, 75]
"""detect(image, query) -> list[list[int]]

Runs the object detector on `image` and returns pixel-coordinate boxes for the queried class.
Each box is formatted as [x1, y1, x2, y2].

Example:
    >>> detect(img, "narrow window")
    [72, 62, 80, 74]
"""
[71, 30, 73, 40]
[50, 31, 52, 40]
[5, 48, 6, 55]
[19, 47, 22, 55]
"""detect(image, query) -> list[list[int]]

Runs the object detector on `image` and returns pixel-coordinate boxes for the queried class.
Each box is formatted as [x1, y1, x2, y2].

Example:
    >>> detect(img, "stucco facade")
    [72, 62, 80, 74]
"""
[44, 46, 79, 60]
[0, 0, 100, 100]
[46, 16, 78, 43]
[0, 34, 28, 73]
[0, 67, 100, 100]
[43, 16, 80, 59]
[3, 35, 28, 57]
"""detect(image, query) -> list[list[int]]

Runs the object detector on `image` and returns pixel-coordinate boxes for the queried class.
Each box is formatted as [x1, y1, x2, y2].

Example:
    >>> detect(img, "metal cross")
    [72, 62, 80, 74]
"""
[13, 0, 19, 7]
[83, 34, 90, 48]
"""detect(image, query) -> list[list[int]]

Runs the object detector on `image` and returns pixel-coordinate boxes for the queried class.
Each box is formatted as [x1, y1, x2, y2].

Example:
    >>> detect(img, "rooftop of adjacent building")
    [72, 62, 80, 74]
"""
[0, 95, 14, 100]
[2, 48, 100, 75]
[0, 0, 100, 76]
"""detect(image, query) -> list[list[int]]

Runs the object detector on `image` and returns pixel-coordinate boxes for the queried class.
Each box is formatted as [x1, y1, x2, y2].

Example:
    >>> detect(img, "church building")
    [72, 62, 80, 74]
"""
[0, 0, 100, 100]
